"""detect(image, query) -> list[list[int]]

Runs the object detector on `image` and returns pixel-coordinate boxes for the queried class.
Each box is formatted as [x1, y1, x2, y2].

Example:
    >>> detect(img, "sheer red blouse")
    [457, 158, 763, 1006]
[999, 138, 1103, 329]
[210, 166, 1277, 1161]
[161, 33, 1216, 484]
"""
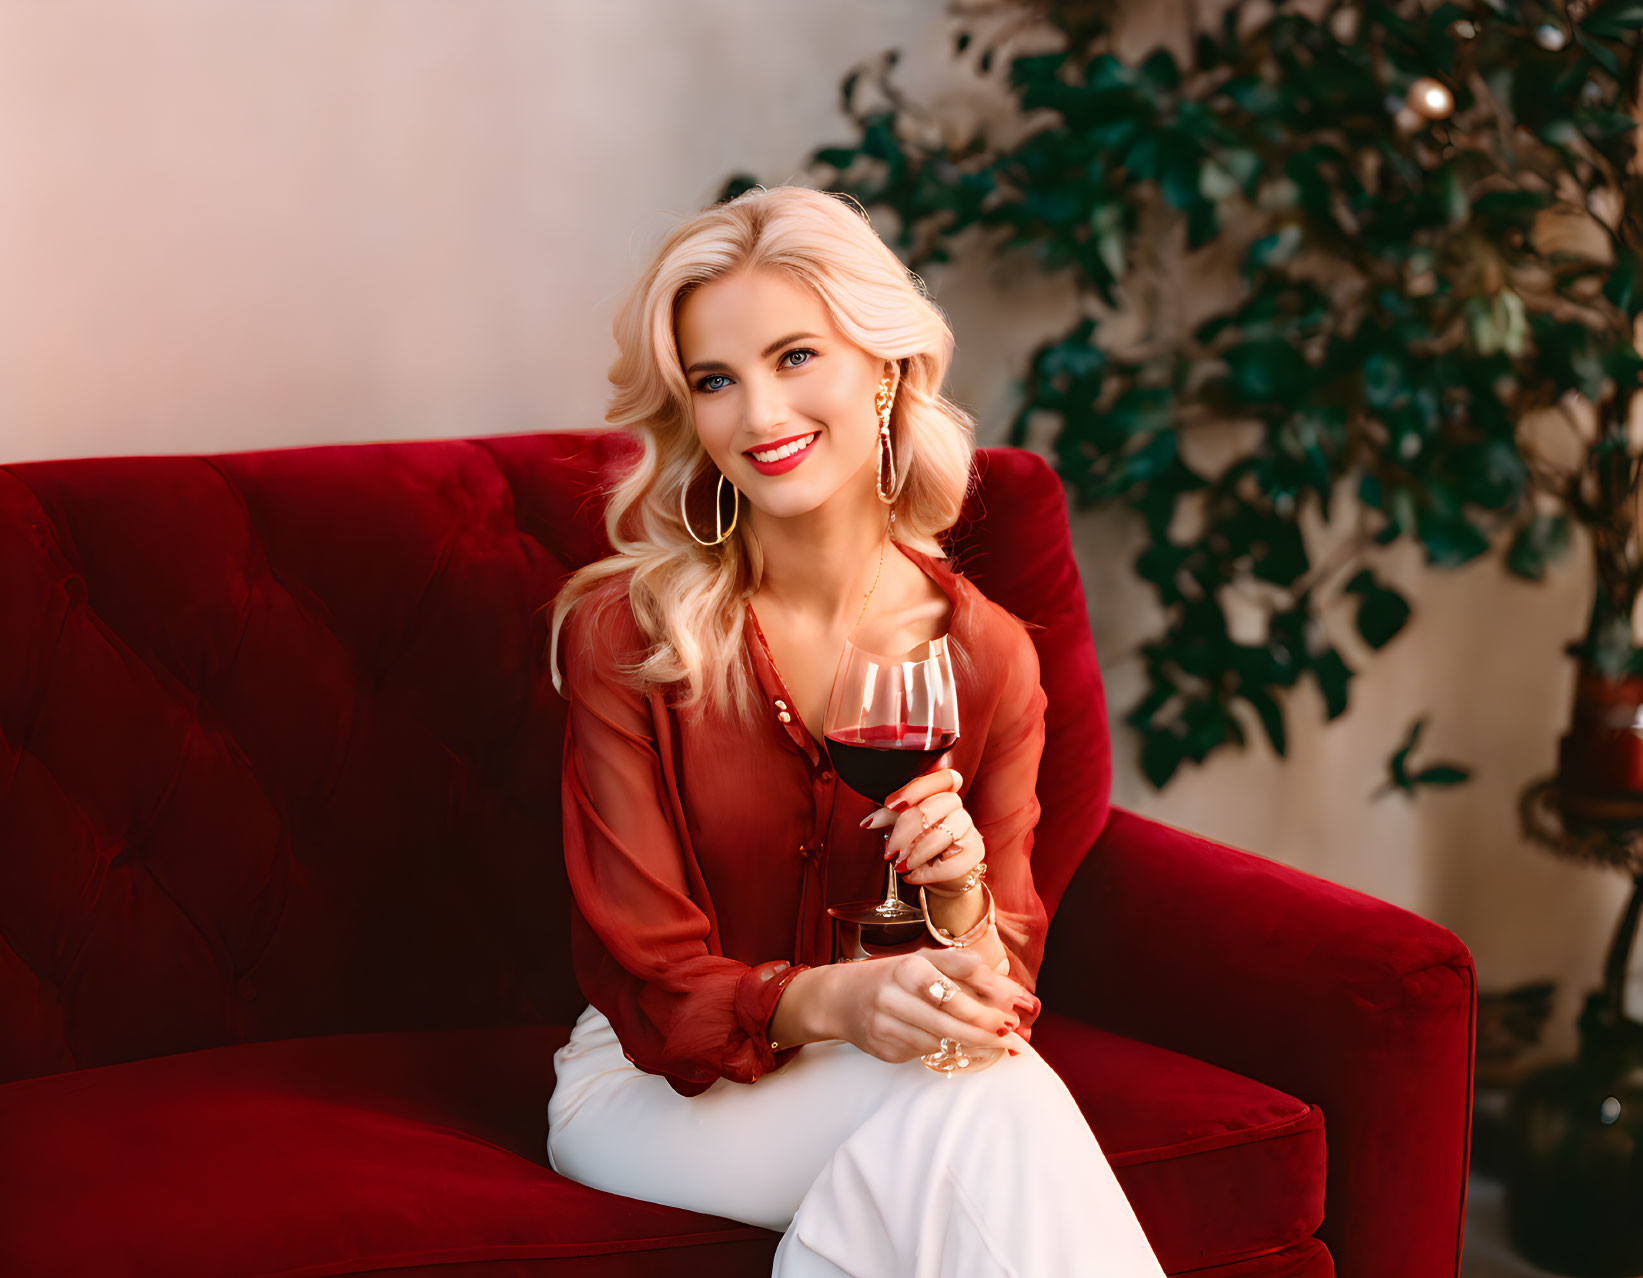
[557, 542, 1050, 1098]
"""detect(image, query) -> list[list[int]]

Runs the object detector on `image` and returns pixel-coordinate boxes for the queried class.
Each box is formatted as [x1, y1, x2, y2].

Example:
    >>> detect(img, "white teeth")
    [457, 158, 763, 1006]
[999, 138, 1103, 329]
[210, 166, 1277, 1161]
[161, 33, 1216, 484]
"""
[750, 433, 817, 463]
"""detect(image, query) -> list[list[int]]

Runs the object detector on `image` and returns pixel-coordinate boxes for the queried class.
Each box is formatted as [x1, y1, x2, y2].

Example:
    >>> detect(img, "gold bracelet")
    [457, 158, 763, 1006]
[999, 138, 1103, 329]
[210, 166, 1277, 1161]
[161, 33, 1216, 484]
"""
[919, 881, 995, 948]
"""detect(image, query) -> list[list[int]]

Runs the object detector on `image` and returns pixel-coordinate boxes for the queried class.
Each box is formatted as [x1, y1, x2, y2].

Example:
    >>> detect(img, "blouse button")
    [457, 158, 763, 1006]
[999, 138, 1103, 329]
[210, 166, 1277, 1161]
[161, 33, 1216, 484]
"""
[819, 770, 833, 782]
[775, 699, 787, 709]
[777, 711, 792, 723]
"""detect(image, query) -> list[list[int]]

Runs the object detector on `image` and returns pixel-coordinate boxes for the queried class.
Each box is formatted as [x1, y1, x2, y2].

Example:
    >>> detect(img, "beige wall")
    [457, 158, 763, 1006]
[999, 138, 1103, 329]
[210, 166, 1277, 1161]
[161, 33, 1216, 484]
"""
[0, 0, 1628, 1062]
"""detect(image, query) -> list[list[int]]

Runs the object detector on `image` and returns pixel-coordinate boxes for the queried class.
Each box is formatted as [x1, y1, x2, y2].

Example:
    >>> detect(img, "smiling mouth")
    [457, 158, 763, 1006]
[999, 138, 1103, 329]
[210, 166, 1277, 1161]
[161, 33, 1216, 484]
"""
[746, 432, 819, 463]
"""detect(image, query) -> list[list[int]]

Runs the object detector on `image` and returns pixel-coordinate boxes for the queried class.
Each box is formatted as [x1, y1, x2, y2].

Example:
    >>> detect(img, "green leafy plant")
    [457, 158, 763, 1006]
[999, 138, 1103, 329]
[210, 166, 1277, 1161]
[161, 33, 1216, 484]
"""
[1375, 715, 1473, 798]
[719, 0, 1643, 790]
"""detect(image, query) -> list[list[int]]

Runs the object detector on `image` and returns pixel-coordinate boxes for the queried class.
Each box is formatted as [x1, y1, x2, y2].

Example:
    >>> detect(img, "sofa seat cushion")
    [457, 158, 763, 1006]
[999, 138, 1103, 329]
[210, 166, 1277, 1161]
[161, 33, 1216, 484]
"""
[1031, 1011, 1328, 1273]
[0, 1024, 781, 1278]
[0, 1015, 1324, 1277]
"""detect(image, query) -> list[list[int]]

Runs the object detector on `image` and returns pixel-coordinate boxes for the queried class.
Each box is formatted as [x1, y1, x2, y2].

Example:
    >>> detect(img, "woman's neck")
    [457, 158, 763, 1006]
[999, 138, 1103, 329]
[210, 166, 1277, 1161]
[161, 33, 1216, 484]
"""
[746, 510, 894, 632]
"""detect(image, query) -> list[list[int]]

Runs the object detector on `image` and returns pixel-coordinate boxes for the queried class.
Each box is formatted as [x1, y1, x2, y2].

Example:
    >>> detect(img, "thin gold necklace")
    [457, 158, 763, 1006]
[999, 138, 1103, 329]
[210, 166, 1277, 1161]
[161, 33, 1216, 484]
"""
[855, 522, 890, 630]
[749, 517, 892, 629]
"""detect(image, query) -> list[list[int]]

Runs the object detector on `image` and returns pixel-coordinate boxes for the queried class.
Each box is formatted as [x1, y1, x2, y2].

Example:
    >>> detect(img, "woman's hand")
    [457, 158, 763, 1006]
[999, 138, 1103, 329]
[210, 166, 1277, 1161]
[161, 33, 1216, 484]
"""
[859, 765, 982, 894]
[824, 946, 1037, 1064]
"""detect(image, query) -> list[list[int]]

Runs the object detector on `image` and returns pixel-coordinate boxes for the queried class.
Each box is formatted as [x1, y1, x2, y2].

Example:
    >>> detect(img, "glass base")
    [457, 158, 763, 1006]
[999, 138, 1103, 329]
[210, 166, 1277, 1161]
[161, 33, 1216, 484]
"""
[922, 1037, 1003, 1075]
[827, 903, 927, 962]
[827, 898, 925, 926]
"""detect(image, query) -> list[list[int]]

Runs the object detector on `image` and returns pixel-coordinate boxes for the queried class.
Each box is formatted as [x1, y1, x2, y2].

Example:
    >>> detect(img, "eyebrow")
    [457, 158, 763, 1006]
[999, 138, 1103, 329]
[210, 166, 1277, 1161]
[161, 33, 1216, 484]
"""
[683, 332, 821, 377]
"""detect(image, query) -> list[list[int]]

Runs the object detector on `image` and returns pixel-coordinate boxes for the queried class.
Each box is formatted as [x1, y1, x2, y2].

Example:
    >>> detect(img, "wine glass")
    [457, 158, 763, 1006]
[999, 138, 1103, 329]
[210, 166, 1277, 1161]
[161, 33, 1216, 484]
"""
[822, 631, 1001, 1076]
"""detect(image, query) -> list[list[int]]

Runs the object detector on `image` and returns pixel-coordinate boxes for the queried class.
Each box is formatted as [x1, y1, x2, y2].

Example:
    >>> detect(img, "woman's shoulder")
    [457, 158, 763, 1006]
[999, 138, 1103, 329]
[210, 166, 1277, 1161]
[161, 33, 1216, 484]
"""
[558, 570, 653, 687]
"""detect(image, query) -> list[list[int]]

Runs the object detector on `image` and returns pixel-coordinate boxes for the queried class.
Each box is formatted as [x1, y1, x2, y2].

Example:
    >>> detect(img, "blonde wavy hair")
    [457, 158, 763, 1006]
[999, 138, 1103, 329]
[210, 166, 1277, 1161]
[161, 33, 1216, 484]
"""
[547, 184, 979, 726]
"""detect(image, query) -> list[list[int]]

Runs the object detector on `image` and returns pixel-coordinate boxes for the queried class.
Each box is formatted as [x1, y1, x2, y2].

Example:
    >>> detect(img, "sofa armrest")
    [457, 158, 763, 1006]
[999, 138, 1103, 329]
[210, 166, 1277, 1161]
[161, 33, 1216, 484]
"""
[1038, 805, 1475, 1278]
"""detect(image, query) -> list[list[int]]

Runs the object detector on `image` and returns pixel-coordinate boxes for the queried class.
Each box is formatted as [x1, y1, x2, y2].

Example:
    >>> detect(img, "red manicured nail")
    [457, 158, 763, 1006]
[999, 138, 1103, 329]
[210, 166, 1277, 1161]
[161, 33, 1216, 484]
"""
[1007, 1048, 1019, 1056]
[995, 1027, 1009, 1037]
[888, 798, 910, 812]
[895, 858, 908, 872]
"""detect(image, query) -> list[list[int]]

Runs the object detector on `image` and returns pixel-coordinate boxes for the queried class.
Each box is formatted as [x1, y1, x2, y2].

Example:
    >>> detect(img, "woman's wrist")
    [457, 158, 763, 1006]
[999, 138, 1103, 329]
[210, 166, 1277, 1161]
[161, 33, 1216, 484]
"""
[766, 964, 835, 1050]
[923, 879, 988, 935]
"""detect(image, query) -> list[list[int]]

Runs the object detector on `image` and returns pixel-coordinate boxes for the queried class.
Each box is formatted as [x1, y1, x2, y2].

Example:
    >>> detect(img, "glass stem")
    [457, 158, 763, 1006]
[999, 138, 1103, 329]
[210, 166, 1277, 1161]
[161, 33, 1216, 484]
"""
[880, 832, 904, 913]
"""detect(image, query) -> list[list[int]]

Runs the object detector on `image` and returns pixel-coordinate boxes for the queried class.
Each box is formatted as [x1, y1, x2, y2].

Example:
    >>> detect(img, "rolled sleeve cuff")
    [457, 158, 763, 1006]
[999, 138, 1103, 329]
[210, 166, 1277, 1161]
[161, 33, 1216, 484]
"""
[732, 959, 811, 1080]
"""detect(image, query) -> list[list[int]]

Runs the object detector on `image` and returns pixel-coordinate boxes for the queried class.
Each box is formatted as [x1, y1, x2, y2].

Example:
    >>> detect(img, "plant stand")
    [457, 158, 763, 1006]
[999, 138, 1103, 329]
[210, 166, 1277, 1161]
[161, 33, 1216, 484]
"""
[1508, 778, 1643, 1276]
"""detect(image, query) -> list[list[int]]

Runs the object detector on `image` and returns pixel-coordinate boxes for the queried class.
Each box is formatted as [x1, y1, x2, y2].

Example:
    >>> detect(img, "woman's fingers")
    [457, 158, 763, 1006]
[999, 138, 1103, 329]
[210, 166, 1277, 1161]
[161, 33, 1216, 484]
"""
[897, 955, 1022, 1047]
[926, 947, 1037, 1017]
[890, 978, 1026, 1054]
[880, 791, 964, 861]
[903, 810, 979, 883]
[884, 763, 962, 814]
[969, 960, 1039, 1012]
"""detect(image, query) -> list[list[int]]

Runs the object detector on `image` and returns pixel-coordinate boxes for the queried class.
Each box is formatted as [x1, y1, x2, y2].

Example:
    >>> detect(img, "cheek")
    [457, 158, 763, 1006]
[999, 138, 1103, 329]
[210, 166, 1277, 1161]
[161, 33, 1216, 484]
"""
[693, 409, 738, 465]
[798, 384, 874, 443]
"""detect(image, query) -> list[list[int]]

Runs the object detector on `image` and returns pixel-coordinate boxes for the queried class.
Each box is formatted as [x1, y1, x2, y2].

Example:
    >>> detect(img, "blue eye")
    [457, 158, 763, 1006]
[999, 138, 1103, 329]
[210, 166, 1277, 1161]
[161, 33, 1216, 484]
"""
[693, 348, 818, 395]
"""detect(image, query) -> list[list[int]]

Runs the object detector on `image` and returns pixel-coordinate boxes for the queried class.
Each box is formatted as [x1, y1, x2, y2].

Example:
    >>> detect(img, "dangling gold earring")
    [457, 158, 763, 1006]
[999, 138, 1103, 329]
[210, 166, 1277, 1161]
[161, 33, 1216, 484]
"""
[681, 466, 740, 546]
[874, 376, 898, 519]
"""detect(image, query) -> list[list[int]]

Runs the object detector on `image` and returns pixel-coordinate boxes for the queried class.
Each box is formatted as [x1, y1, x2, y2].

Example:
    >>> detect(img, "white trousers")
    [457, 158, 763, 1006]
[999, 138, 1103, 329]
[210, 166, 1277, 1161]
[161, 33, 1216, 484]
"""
[546, 1003, 1169, 1277]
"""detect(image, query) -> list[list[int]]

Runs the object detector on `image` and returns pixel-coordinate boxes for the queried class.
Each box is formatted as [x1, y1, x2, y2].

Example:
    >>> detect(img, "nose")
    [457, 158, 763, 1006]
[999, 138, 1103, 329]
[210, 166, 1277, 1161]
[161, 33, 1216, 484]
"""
[741, 378, 790, 433]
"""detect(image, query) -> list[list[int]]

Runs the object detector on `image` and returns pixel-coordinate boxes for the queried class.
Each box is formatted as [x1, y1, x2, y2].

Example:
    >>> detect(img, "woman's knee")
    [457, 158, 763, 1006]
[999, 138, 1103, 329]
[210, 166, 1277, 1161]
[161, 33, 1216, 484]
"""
[908, 1044, 1086, 1129]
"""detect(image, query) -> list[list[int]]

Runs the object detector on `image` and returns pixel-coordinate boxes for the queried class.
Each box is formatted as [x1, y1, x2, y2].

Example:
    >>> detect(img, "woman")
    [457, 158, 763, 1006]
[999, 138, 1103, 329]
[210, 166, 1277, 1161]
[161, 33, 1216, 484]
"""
[545, 185, 1166, 1276]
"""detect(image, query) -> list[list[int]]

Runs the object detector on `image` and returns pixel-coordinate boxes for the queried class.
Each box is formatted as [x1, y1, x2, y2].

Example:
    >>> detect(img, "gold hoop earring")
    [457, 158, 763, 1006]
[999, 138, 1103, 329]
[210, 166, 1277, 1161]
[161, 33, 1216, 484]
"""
[681, 467, 740, 546]
[874, 376, 897, 509]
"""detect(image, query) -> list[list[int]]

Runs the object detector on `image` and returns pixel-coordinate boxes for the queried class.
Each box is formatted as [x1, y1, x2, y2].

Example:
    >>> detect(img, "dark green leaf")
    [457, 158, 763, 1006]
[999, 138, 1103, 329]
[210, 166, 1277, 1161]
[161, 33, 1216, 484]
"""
[1224, 339, 1312, 404]
[1574, 30, 1621, 77]
[1506, 513, 1573, 579]
[1346, 568, 1412, 649]
[813, 146, 858, 169]
[1605, 252, 1639, 314]
[1413, 763, 1472, 785]
[1140, 727, 1185, 789]
[1309, 648, 1352, 719]
[1583, 0, 1643, 40]
[1138, 48, 1181, 92]
[1417, 507, 1492, 567]
[1245, 225, 1303, 274]
[1241, 686, 1287, 756]
[1101, 431, 1178, 494]
[1384, 715, 1424, 792]
[1123, 132, 1160, 180]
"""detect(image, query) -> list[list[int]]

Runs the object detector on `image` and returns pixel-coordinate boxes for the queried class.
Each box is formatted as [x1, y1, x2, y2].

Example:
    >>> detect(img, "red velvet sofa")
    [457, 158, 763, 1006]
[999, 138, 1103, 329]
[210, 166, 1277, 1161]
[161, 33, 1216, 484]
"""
[0, 430, 1474, 1277]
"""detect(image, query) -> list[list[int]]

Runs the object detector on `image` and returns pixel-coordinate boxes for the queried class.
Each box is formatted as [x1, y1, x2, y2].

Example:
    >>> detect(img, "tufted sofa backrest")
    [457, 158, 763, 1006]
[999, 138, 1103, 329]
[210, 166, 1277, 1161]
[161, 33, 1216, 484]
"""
[0, 431, 1110, 1083]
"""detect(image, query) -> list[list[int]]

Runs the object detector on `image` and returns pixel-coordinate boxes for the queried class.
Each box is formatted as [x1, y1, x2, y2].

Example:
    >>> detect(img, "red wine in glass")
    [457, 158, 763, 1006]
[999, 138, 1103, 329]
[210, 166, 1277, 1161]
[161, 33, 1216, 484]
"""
[823, 723, 960, 806]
